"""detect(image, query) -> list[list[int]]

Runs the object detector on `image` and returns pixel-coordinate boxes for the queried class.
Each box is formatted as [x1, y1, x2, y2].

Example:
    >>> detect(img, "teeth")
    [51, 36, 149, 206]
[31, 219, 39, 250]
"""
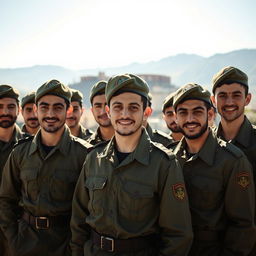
[186, 124, 197, 128]
[119, 120, 133, 125]
[224, 107, 236, 111]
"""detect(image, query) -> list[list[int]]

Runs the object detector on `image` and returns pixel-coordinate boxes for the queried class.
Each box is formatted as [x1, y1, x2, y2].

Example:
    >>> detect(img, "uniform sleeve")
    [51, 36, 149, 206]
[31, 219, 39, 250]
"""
[158, 157, 193, 256]
[0, 150, 22, 240]
[70, 161, 91, 256]
[222, 154, 256, 255]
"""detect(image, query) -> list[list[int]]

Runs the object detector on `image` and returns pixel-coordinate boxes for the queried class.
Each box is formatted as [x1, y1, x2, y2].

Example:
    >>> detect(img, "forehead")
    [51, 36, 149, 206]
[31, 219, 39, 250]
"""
[23, 103, 34, 109]
[71, 101, 81, 107]
[177, 99, 206, 110]
[215, 83, 246, 94]
[38, 95, 65, 104]
[92, 94, 106, 105]
[110, 92, 142, 105]
[0, 97, 18, 105]
[164, 105, 175, 114]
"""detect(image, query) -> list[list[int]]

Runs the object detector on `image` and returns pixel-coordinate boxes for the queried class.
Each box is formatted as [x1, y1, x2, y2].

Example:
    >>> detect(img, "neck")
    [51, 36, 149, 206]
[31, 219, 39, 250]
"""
[185, 129, 209, 154]
[26, 126, 39, 136]
[220, 115, 245, 141]
[115, 128, 142, 153]
[172, 132, 183, 141]
[41, 126, 65, 146]
[0, 125, 15, 142]
[69, 124, 80, 137]
[99, 126, 115, 141]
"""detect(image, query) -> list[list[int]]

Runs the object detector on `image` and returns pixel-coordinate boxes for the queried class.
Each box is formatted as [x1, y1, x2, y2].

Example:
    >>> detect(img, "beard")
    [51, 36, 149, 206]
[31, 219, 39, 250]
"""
[115, 118, 142, 137]
[0, 115, 17, 128]
[180, 119, 208, 140]
[167, 122, 181, 133]
[219, 105, 244, 123]
[26, 118, 39, 129]
[41, 117, 65, 133]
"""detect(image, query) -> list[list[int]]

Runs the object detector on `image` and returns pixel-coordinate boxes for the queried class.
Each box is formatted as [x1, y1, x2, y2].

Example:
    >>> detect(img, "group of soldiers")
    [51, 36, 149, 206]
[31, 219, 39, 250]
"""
[0, 65, 255, 256]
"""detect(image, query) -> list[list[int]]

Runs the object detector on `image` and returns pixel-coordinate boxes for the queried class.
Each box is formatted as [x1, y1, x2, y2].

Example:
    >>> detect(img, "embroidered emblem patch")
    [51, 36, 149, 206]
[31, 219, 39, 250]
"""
[237, 172, 250, 189]
[172, 183, 186, 200]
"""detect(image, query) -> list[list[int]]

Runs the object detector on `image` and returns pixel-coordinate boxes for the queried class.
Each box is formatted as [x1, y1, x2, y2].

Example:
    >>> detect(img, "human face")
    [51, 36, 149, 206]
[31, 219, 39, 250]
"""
[66, 101, 83, 128]
[108, 92, 145, 137]
[22, 103, 39, 129]
[213, 83, 251, 123]
[36, 95, 67, 133]
[0, 97, 19, 128]
[91, 94, 111, 127]
[163, 106, 180, 133]
[176, 99, 209, 140]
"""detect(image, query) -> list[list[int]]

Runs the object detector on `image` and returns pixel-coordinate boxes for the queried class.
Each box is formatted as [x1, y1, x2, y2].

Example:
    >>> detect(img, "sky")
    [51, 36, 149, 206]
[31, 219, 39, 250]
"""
[1, 0, 255, 70]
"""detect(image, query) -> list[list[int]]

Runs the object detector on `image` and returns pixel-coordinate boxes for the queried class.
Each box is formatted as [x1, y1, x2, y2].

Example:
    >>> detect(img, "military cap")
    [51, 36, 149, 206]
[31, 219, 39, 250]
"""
[173, 83, 211, 110]
[89, 80, 107, 104]
[0, 84, 19, 101]
[21, 91, 35, 108]
[35, 79, 71, 103]
[106, 74, 149, 104]
[71, 89, 83, 103]
[162, 92, 175, 113]
[212, 66, 248, 93]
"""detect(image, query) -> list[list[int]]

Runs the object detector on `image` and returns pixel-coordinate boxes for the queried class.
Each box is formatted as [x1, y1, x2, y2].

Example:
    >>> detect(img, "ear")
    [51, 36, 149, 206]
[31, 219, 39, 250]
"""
[245, 93, 252, 106]
[105, 105, 110, 118]
[208, 107, 214, 121]
[144, 107, 152, 117]
[66, 105, 73, 115]
[33, 104, 38, 117]
[210, 95, 216, 107]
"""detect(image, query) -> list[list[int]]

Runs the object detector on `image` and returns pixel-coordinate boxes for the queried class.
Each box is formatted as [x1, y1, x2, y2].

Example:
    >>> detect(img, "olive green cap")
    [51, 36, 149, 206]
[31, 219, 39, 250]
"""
[35, 79, 71, 103]
[212, 66, 248, 93]
[106, 74, 149, 104]
[162, 92, 175, 113]
[71, 89, 83, 103]
[173, 83, 211, 110]
[89, 80, 107, 104]
[21, 91, 35, 108]
[0, 84, 19, 101]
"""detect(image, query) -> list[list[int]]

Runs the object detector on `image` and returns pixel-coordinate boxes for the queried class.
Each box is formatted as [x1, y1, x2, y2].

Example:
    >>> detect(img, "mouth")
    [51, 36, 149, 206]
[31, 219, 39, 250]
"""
[222, 106, 238, 112]
[98, 114, 109, 120]
[0, 115, 12, 120]
[43, 118, 59, 124]
[183, 123, 200, 129]
[66, 117, 76, 121]
[117, 119, 134, 126]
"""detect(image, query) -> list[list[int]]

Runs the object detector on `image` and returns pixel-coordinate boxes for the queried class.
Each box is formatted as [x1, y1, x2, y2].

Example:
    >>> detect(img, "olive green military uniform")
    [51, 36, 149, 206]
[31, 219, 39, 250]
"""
[71, 128, 193, 256]
[0, 126, 91, 256]
[86, 127, 110, 146]
[76, 124, 93, 140]
[145, 124, 172, 147]
[174, 127, 255, 255]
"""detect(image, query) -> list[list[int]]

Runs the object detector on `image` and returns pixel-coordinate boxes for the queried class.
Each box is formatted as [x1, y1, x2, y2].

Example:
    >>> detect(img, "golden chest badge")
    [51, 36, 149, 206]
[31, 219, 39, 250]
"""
[172, 183, 186, 200]
[237, 172, 250, 189]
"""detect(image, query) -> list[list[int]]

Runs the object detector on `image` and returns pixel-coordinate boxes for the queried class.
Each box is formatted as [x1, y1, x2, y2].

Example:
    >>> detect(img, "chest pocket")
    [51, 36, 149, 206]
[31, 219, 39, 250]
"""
[85, 176, 107, 214]
[20, 170, 39, 201]
[187, 175, 223, 210]
[118, 180, 156, 222]
[50, 170, 79, 201]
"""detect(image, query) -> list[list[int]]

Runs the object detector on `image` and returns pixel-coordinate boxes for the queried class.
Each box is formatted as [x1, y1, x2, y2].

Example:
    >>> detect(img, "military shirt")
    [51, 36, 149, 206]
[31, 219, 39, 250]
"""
[86, 127, 109, 146]
[70, 129, 193, 256]
[0, 124, 24, 181]
[0, 126, 92, 256]
[174, 130, 256, 255]
[77, 124, 93, 140]
[146, 124, 172, 147]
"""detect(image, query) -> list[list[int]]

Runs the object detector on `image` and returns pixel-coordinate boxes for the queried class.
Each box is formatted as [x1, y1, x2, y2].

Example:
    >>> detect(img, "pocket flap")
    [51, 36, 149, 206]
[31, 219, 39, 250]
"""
[85, 176, 107, 190]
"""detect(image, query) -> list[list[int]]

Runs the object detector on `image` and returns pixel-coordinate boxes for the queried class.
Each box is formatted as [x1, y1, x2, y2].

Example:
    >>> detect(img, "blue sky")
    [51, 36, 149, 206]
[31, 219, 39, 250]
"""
[1, 0, 255, 69]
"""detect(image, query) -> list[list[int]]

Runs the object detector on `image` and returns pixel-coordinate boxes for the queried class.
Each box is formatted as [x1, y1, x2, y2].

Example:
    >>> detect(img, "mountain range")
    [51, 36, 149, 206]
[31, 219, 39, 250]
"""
[1, 49, 256, 96]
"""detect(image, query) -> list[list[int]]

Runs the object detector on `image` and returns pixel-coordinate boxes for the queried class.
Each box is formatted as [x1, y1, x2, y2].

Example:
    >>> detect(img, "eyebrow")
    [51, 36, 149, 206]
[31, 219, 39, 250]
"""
[112, 101, 141, 106]
[39, 102, 65, 107]
[177, 106, 205, 111]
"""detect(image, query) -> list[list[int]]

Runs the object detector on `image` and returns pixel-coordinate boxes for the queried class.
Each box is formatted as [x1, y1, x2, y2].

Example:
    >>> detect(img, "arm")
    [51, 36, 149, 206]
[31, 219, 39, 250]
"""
[158, 157, 193, 256]
[70, 162, 91, 256]
[222, 155, 256, 255]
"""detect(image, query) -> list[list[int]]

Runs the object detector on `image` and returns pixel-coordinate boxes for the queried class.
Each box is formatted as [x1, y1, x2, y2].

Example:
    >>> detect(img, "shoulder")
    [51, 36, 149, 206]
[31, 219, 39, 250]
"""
[71, 136, 93, 151]
[216, 137, 243, 158]
[150, 141, 176, 160]
[14, 135, 33, 149]
[151, 129, 172, 145]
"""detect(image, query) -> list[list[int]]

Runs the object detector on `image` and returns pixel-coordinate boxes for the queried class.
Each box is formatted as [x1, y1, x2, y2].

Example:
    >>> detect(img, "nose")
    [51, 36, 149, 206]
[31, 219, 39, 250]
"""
[187, 112, 194, 122]
[120, 107, 129, 118]
[225, 95, 234, 105]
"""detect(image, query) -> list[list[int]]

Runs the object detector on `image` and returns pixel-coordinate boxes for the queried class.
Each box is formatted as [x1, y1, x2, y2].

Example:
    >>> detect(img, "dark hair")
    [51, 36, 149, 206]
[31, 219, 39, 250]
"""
[214, 82, 248, 96]
[111, 90, 148, 111]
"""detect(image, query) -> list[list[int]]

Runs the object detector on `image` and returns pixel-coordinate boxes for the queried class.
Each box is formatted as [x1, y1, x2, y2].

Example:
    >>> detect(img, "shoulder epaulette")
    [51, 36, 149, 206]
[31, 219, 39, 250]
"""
[217, 138, 243, 158]
[14, 136, 34, 148]
[167, 140, 180, 150]
[151, 141, 175, 160]
[153, 129, 171, 139]
[73, 136, 93, 150]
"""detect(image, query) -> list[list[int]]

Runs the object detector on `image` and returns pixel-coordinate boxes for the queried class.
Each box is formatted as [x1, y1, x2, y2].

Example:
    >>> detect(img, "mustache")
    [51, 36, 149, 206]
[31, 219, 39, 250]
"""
[170, 121, 177, 126]
[66, 117, 76, 120]
[0, 114, 13, 119]
[117, 118, 134, 122]
[27, 118, 38, 121]
[97, 114, 108, 119]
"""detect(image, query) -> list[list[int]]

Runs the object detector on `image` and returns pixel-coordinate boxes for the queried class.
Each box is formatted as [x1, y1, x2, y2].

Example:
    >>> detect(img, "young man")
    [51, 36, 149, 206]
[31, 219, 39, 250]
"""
[21, 91, 40, 135]
[211, 66, 256, 255]
[70, 73, 193, 256]
[0, 80, 92, 256]
[162, 92, 183, 142]
[173, 83, 256, 255]
[66, 88, 92, 139]
[86, 80, 114, 145]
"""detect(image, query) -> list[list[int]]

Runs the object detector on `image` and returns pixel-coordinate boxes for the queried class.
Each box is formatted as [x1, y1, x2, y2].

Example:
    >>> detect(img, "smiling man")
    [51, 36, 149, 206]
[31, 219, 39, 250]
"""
[0, 79, 92, 256]
[86, 80, 114, 145]
[66, 89, 92, 139]
[173, 83, 256, 255]
[211, 66, 256, 255]
[21, 91, 40, 135]
[70, 73, 193, 256]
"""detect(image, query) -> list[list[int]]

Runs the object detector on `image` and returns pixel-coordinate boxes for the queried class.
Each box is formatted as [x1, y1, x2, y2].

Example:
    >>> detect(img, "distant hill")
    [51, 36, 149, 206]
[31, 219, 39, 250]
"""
[0, 49, 256, 97]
